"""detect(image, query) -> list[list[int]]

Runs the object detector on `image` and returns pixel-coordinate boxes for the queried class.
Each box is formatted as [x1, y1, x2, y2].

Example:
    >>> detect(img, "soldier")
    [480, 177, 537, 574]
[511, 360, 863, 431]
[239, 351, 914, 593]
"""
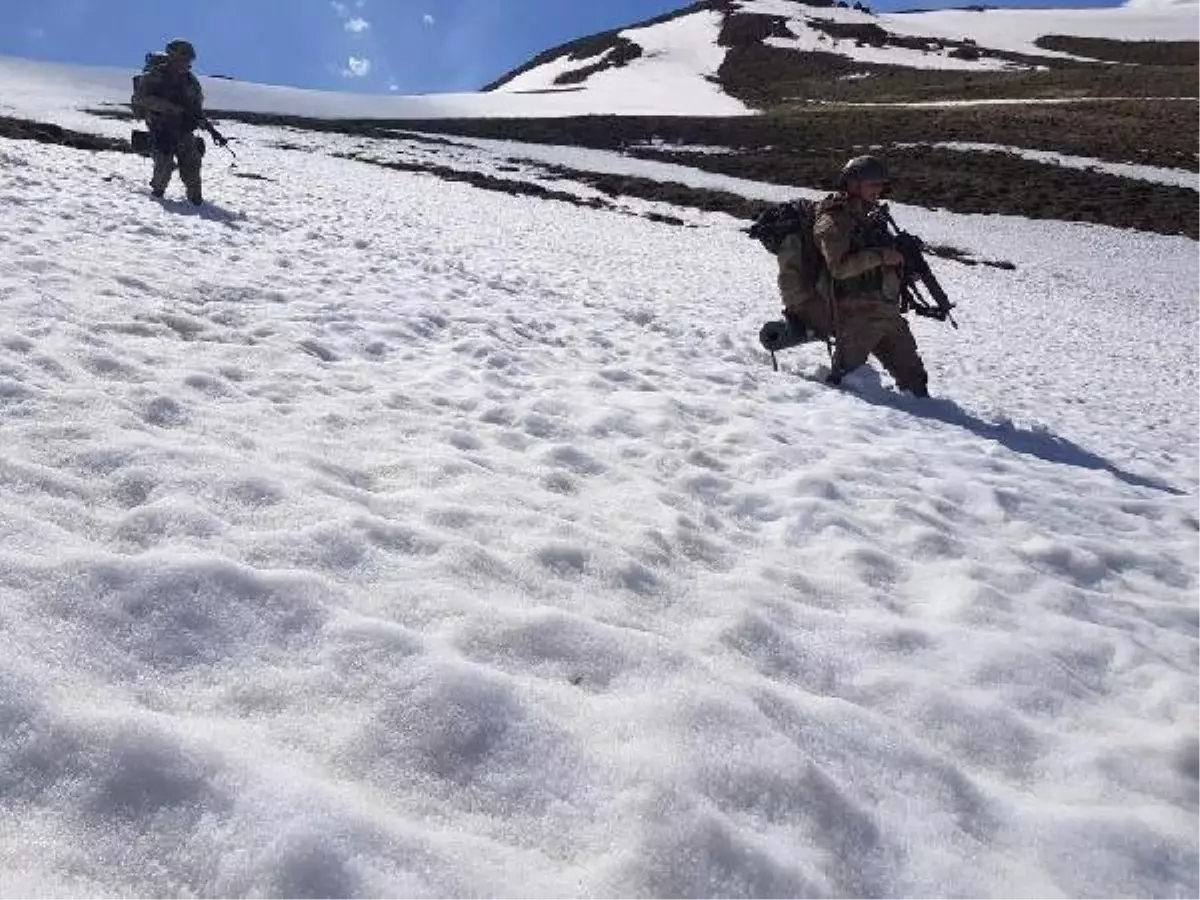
[812, 156, 929, 397]
[132, 39, 226, 205]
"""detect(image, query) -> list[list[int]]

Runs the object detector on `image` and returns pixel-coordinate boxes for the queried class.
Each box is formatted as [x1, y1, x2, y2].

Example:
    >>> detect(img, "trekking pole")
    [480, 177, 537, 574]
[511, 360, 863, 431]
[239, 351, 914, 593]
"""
[824, 290, 841, 382]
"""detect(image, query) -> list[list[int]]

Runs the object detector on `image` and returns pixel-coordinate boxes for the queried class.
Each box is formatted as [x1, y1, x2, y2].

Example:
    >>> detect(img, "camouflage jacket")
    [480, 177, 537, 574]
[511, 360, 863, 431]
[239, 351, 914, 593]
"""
[813, 193, 901, 302]
[134, 54, 205, 133]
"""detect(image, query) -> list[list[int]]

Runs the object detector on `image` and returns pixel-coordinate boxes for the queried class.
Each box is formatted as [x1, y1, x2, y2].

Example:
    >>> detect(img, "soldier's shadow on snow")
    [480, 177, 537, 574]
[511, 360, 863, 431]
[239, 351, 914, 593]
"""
[152, 196, 242, 228]
[841, 368, 1185, 496]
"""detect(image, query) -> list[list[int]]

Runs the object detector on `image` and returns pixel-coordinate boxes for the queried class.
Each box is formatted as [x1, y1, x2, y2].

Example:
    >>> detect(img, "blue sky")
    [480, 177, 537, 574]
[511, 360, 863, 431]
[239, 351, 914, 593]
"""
[1, 0, 1122, 95]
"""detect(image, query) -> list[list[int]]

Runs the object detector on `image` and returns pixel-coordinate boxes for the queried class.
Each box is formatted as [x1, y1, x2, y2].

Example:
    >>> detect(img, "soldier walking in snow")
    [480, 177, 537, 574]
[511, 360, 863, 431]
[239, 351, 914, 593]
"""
[131, 39, 227, 205]
[812, 155, 930, 396]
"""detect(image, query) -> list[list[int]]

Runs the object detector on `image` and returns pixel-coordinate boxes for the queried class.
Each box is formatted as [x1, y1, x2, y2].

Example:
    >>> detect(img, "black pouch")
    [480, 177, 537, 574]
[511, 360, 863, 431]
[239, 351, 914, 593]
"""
[130, 129, 152, 156]
[759, 315, 813, 353]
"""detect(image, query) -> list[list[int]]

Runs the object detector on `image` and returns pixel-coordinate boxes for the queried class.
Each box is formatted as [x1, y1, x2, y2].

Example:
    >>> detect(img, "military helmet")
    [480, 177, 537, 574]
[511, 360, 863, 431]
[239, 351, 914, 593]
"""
[165, 39, 196, 61]
[838, 155, 889, 189]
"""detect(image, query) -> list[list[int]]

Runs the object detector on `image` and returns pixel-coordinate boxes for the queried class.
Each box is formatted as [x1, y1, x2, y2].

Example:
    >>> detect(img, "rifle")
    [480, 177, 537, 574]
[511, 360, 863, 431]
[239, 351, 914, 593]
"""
[868, 204, 957, 329]
[201, 119, 236, 159]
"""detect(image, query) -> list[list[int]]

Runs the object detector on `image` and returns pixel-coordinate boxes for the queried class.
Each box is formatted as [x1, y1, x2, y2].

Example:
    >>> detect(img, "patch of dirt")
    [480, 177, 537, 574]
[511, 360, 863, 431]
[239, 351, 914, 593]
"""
[335, 153, 696, 228]
[555, 38, 644, 87]
[801, 15, 1050, 68]
[1035, 35, 1199, 66]
[84, 93, 1199, 239]
[0, 115, 132, 153]
[341, 152, 1008, 267]
[718, 40, 1196, 108]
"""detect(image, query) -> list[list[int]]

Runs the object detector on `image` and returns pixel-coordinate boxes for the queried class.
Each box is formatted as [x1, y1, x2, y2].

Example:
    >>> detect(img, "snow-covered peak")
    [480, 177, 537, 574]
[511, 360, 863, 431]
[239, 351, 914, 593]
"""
[492, 8, 745, 114]
[487, 0, 1198, 113]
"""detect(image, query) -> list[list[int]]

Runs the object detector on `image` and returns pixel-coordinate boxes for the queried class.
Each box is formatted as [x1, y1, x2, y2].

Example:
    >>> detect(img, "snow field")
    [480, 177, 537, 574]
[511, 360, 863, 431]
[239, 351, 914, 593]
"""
[0, 121, 1196, 897]
[0, 46, 751, 126]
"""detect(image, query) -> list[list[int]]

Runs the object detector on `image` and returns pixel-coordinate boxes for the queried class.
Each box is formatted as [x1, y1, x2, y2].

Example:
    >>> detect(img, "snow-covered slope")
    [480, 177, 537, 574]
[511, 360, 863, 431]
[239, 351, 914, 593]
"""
[1, 56, 1198, 899]
[4, 0, 1194, 124]
[488, 0, 1199, 107]
[494, 8, 743, 112]
[0, 52, 748, 122]
[878, 0, 1200, 58]
[748, 2, 1024, 72]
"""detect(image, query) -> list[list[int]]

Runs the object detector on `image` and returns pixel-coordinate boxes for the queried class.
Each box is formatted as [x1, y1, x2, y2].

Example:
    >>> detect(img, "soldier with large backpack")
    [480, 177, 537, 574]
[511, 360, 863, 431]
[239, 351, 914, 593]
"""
[130, 39, 228, 205]
[753, 156, 942, 397]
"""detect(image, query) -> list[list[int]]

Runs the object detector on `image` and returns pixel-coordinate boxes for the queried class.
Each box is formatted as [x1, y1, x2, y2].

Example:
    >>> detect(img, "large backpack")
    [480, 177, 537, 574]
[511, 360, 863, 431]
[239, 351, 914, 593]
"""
[750, 198, 834, 369]
[748, 198, 827, 305]
[129, 55, 163, 156]
[130, 54, 159, 120]
[748, 198, 818, 255]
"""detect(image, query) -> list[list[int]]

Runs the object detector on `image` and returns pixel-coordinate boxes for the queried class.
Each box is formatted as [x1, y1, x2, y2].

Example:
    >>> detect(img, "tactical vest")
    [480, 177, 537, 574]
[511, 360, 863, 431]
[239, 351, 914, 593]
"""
[826, 197, 887, 298]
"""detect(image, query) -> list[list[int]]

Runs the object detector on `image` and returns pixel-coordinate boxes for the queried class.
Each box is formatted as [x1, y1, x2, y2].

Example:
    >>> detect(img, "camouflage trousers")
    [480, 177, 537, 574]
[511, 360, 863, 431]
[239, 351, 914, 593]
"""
[831, 294, 928, 393]
[149, 130, 203, 202]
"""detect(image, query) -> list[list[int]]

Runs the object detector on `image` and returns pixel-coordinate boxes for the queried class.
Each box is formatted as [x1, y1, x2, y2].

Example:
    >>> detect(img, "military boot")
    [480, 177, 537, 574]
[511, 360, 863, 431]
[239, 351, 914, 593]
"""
[181, 168, 203, 205]
[150, 153, 173, 197]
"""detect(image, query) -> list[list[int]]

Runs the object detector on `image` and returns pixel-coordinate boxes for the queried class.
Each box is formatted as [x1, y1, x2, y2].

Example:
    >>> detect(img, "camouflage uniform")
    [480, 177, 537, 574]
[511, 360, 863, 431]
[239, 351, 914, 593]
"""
[135, 53, 206, 203]
[813, 192, 928, 393]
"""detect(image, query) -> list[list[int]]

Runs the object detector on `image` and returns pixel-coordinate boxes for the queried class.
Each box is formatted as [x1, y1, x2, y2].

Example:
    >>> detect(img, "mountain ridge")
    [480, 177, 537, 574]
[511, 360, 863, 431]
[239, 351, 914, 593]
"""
[481, 0, 1198, 110]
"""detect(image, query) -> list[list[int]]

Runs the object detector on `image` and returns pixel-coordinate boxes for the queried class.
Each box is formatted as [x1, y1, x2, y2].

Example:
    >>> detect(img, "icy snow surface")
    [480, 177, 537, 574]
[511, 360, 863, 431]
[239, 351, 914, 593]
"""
[0, 55, 1197, 900]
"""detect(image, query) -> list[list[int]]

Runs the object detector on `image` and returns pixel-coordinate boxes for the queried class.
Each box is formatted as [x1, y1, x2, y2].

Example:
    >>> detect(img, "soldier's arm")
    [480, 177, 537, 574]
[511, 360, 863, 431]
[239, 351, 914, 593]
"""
[814, 211, 886, 280]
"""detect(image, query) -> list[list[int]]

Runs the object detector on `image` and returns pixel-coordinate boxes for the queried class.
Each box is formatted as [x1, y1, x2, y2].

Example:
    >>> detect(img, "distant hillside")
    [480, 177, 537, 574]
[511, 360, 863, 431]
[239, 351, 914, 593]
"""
[483, 0, 1198, 108]
[3, 0, 1195, 242]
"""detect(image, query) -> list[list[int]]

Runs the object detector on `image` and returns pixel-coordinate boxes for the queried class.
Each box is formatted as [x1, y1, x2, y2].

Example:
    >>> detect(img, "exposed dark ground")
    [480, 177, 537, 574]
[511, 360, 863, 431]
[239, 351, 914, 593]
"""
[139, 98, 1195, 239]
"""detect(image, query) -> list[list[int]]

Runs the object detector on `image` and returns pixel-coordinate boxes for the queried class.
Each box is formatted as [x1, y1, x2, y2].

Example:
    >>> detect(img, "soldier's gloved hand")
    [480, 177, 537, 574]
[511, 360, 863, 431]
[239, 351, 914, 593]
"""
[881, 248, 905, 268]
